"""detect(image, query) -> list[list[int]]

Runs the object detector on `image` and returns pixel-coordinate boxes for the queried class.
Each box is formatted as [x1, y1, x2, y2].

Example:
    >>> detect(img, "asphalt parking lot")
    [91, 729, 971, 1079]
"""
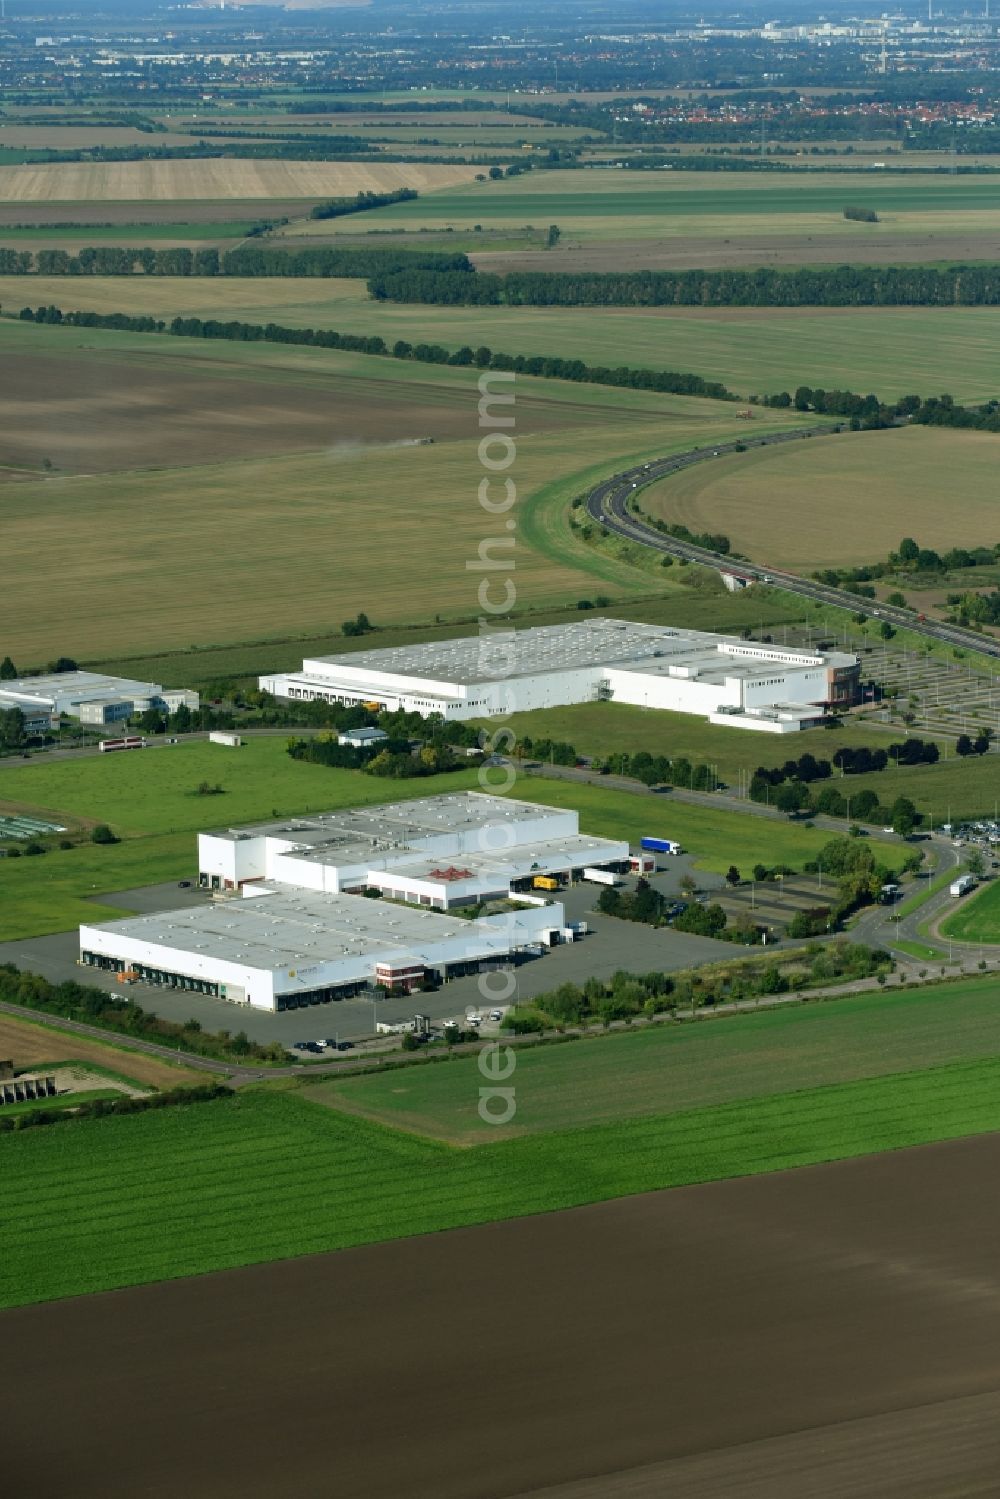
[0, 866, 735, 1047]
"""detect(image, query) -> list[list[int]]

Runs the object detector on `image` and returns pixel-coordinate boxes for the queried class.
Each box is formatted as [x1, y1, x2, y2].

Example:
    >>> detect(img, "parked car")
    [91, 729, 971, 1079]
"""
[336, 1041, 354, 1052]
[177, 880, 191, 888]
[488, 1009, 503, 1022]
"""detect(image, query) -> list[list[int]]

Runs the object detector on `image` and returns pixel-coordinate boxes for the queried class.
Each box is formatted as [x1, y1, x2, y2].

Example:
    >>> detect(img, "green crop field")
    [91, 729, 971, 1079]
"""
[313, 980, 1000, 1142]
[274, 169, 1000, 266]
[0, 221, 254, 241]
[288, 169, 1000, 233]
[10, 277, 998, 403]
[5, 1047, 1000, 1308]
[940, 879, 1000, 943]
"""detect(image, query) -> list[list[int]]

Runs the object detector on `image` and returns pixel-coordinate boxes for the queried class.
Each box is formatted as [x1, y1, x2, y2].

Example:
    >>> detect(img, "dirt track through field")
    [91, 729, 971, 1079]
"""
[0, 349, 593, 473]
[3, 1132, 1000, 1498]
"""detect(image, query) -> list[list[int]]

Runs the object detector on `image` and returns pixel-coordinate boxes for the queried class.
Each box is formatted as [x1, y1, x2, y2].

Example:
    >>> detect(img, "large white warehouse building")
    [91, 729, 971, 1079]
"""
[260, 619, 859, 734]
[80, 890, 564, 1014]
[197, 790, 629, 907]
[79, 793, 630, 1012]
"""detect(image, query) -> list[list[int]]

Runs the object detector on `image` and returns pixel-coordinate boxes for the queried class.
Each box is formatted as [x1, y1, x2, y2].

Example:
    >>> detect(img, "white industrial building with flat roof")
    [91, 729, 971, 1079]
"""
[80, 890, 564, 1013]
[197, 790, 629, 906]
[79, 792, 630, 1012]
[259, 619, 859, 734]
[0, 670, 198, 723]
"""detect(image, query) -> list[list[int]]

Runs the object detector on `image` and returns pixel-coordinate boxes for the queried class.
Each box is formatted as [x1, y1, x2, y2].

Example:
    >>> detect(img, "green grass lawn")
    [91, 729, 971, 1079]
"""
[892, 938, 947, 961]
[311, 979, 1000, 1142]
[477, 700, 1000, 821]
[844, 755, 1000, 824]
[0, 746, 895, 938]
[364, 171, 1000, 228]
[0, 833, 192, 939]
[6, 1052, 1000, 1308]
[505, 777, 882, 876]
[940, 878, 1000, 943]
[0, 221, 255, 240]
[0, 739, 481, 840]
[477, 700, 898, 782]
[0, 741, 485, 936]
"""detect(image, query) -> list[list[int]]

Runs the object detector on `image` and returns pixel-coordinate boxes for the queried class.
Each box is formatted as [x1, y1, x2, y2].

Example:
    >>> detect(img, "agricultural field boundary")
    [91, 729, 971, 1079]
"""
[6, 1054, 1000, 1308]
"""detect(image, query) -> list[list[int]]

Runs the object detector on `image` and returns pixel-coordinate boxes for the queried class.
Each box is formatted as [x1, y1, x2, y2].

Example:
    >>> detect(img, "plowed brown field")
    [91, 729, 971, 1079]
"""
[2, 1132, 999, 1498]
[0, 348, 593, 474]
[0, 1012, 200, 1088]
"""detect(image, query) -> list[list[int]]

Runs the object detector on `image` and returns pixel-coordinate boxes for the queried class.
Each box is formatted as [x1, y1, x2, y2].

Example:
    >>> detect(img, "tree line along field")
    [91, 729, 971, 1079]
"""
[643, 426, 1000, 573]
[2, 315, 683, 477]
[492, 701, 1000, 822]
[4, 277, 998, 403]
[285, 169, 1000, 236]
[486, 700, 907, 783]
[0, 742, 858, 939]
[0, 322, 808, 666]
[281, 169, 1000, 267]
[5, 1016, 1000, 1308]
[310, 981, 1000, 1143]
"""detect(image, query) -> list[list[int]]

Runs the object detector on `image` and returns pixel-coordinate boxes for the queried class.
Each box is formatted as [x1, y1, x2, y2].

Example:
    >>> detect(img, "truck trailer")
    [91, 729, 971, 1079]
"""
[582, 867, 621, 886]
[209, 731, 243, 748]
[640, 836, 682, 856]
[950, 874, 976, 897]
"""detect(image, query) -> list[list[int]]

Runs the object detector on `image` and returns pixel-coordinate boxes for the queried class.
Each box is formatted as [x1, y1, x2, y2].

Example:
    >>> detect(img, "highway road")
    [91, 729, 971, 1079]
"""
[585, 426, 1000, 659]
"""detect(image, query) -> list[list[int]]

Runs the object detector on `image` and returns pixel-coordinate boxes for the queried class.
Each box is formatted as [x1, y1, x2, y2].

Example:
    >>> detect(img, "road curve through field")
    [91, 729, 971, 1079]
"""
[585, 425, 1000, 659]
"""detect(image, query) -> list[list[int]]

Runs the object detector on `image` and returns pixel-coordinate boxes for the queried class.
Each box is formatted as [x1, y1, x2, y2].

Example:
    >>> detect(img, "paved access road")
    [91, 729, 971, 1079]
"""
[586, 426, 1000, 659]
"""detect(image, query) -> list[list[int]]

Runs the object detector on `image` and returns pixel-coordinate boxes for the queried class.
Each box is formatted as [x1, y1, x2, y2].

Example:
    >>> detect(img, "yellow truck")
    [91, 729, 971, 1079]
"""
[532, 875, 560, 891]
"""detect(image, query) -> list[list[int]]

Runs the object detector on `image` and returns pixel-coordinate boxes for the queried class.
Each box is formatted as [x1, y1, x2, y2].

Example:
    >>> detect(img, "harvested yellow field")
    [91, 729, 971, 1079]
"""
[0, 159, 480, 203]
[644, 426, 1000, 571]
